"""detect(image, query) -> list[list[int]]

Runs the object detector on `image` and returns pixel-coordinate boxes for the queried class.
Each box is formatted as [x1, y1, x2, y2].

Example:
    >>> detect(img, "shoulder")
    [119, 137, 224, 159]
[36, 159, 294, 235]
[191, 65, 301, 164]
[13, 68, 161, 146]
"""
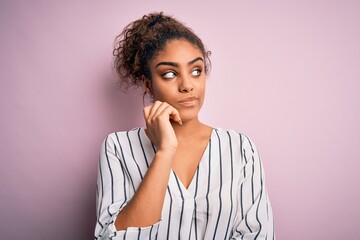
[213, 127, 258, 152]
[212, 127, 245, 141]
[212, 127, 239, 136]
[103, 127, 143, 146]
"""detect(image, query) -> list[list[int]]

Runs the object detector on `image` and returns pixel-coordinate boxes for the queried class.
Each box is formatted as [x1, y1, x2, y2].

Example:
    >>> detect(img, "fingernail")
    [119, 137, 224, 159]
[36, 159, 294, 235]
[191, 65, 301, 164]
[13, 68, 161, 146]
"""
[178, 119, 182, 125]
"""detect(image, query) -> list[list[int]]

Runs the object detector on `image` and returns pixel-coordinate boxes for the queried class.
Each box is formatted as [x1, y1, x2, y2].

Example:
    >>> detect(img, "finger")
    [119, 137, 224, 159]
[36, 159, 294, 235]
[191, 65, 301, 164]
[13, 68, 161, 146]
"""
[152, 102, 171, 119]
[148, 101, 163, 121]
[155, 104, 182, 125]
[167, 106, 182, 124]
[143, 105, 151, 120]
[144, 102, 161, 126]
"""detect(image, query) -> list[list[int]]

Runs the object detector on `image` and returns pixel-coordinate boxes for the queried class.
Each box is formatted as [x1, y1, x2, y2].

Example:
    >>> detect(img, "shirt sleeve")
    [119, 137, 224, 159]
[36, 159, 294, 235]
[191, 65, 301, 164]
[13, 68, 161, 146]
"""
[94, 134, 161, 240]
[231, 135, 275, 240]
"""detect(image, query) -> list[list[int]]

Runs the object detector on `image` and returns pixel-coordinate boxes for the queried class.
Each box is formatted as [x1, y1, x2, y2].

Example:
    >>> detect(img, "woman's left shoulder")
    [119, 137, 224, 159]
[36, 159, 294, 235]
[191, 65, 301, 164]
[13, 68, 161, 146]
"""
[213, 127, 258, 150]
[212, 127, 244, 139]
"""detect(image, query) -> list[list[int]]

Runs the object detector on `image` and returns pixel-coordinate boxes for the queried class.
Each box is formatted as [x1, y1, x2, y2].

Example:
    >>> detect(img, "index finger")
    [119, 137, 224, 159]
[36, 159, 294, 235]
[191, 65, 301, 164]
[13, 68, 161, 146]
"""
[167, 106, 182, 125]
[143, 105, 152, 120]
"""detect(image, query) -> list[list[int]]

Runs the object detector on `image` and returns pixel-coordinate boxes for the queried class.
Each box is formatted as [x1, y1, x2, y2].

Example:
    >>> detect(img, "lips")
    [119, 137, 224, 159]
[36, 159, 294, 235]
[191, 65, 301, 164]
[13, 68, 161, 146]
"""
[179, 96, 198, 103]
[178, 96, 199, 106]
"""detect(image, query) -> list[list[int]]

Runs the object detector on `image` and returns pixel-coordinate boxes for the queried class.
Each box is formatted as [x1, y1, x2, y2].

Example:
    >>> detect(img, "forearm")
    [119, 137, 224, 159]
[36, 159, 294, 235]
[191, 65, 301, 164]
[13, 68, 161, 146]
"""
[114, 150, 174, 230]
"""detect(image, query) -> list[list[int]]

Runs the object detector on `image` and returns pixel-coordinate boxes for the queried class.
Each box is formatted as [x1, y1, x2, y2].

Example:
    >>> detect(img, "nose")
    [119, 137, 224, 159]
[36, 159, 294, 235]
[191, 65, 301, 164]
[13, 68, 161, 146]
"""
[178, 76, 194, 93]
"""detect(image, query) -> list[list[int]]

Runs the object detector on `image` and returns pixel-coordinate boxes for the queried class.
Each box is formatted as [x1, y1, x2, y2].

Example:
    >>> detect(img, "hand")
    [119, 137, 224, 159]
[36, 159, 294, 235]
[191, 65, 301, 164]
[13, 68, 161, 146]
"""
[143, 101, 182, 153]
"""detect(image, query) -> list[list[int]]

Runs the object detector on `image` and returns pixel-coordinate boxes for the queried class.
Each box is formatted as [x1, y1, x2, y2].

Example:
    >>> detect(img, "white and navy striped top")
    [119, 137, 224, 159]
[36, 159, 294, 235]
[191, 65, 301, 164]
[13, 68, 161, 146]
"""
[94, 127, 274, 240]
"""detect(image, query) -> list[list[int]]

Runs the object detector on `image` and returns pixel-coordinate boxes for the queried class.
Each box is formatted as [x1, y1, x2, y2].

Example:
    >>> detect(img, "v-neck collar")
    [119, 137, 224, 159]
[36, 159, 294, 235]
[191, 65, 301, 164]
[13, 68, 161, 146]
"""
[140, 127, 215, 198]
[169, 128, 215, 198]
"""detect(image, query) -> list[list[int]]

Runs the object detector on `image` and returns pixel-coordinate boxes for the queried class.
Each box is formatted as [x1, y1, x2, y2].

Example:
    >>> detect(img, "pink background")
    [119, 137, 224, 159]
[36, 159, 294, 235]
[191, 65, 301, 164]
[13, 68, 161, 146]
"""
[1, 1, 359, 239]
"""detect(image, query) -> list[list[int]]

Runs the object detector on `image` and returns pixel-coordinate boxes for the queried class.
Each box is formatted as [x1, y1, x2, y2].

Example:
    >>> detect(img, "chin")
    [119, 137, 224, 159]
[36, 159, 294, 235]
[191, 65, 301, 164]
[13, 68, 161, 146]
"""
[178, 109, 200, 122]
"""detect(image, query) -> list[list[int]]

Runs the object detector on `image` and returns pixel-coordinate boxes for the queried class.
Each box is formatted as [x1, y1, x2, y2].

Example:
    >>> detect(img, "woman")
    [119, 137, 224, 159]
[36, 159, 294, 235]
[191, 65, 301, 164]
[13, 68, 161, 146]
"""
[95, 12, 274, 240]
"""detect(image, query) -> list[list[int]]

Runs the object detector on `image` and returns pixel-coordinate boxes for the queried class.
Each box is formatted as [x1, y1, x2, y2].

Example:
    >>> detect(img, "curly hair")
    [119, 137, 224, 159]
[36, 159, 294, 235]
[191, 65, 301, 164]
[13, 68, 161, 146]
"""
[113, 12, 211, 90]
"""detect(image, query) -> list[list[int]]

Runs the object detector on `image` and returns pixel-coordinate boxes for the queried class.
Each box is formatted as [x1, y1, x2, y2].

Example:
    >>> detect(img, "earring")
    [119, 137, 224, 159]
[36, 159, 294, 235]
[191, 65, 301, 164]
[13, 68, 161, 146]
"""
[147, 91, 153, 99]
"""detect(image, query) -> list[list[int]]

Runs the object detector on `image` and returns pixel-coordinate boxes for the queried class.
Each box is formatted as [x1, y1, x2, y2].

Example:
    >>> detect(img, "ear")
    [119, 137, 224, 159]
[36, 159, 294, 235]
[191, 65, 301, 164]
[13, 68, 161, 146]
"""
[142, 76, 152, 96]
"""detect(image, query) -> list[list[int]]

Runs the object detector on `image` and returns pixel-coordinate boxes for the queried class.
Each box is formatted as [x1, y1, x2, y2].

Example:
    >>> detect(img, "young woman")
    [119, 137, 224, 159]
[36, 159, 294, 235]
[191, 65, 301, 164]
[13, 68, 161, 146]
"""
[94, 12, 274, 240]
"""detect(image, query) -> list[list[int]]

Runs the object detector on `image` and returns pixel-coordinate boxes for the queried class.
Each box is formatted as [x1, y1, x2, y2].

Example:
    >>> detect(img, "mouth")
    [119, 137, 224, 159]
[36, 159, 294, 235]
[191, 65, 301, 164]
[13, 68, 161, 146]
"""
[178, 96, 199, 106]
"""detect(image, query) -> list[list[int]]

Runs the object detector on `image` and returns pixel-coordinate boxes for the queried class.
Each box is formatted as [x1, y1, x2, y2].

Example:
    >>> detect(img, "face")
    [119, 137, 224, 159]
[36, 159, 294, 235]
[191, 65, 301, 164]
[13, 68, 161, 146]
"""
[146, 39, 206, 122]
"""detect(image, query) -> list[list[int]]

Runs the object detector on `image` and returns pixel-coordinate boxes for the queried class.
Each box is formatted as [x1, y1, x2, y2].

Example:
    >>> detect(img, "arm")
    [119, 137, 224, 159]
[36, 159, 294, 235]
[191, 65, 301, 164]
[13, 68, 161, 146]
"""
[231, 135, 275, 240]
[94, 101, 181, 240]
[115, 101, 181, 230]
[114, 150, 174, 229]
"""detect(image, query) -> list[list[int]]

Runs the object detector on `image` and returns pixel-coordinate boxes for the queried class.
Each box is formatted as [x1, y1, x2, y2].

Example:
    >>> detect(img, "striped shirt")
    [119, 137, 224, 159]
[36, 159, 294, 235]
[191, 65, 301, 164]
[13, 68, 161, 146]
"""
[94, 127, 275, 240]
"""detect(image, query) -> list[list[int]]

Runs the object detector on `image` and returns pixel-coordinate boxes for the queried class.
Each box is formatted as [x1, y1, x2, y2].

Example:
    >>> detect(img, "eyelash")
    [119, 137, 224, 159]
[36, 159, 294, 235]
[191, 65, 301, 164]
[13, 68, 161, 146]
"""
[162, 71, 177, 79]
[161, 69, 202, 79]
[192, 69, 202, 76]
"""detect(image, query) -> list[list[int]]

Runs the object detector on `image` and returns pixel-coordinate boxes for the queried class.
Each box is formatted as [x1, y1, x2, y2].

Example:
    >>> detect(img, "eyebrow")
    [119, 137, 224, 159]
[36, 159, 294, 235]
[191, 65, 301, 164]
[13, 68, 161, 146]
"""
[155, 57, 204, 68]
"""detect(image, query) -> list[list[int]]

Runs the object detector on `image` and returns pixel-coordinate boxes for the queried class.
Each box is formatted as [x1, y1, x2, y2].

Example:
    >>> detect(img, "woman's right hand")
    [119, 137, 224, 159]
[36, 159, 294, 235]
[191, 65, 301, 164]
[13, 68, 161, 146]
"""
[143, 101, 182, 153]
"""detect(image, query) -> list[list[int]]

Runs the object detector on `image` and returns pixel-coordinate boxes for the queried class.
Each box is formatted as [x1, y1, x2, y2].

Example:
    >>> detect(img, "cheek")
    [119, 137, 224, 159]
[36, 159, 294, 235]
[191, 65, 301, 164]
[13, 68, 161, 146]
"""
[153, 84, 175, 101]
[197, 79, 206, 96]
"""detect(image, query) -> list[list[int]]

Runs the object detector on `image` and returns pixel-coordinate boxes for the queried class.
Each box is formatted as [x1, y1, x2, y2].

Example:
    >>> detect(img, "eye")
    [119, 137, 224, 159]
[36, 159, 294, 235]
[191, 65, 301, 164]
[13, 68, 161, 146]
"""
[191, 69, 202, 77]
[162, 71, 177, 79]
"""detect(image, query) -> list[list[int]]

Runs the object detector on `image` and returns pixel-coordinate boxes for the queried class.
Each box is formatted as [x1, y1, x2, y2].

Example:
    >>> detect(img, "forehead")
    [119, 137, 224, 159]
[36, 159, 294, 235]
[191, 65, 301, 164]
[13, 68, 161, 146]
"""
[151, 39, 203, 64]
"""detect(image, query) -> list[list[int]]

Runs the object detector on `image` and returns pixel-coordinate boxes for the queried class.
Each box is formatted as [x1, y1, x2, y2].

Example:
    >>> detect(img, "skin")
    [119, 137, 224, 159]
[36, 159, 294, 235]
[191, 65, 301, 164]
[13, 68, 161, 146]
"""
[115, 39, 213, 230]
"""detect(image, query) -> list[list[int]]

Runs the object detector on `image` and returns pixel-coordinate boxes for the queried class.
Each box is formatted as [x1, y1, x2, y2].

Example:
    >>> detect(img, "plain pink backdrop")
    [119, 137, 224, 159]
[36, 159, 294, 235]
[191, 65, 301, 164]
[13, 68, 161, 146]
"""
[1, 0, 359, 239]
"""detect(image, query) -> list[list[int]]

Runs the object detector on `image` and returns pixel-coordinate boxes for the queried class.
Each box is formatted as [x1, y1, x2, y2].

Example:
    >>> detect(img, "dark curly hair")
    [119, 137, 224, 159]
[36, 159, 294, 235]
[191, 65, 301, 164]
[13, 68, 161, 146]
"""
[113, 12, 211, 90]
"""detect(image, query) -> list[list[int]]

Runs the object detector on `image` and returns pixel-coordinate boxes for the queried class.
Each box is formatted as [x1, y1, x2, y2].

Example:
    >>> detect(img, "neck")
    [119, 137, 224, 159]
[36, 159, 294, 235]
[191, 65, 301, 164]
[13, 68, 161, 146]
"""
[171, 118, 205, 140]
